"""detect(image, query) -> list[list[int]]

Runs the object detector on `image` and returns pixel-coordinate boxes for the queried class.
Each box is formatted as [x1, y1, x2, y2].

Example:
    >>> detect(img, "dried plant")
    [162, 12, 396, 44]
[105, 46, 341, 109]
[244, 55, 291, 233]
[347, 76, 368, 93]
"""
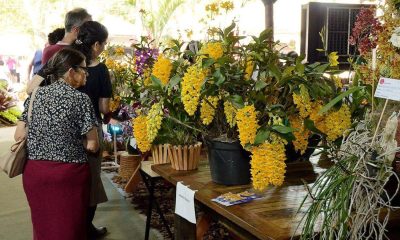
[298, 112, 400, 240]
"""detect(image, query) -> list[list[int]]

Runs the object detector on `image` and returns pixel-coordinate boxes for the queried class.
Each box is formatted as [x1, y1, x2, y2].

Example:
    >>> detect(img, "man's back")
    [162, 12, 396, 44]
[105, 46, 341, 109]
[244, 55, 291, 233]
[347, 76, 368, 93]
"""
[41, 44, 68, 64]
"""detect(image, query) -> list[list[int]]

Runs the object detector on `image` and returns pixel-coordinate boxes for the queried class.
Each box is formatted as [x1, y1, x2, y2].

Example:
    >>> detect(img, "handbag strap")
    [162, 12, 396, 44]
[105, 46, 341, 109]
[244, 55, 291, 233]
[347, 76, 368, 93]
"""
[27, 87, 39, 125]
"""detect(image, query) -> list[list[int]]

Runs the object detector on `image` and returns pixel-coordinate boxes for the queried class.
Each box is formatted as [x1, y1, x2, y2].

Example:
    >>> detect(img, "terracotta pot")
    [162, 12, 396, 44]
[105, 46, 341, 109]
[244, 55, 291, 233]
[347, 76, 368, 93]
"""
[151, 144, 170, 165]
[168, 142, 202, 171]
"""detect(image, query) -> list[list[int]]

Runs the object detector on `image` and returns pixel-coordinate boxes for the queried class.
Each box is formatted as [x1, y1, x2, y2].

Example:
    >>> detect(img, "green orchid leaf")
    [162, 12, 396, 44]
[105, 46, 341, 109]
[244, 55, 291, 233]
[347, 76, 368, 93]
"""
[276, 132, 295, 142]
[171, 39, 181, 48]
[173, 96, 181, 105]
[251, 35, 260, 45]
[202, 58, 215, 69]
[319, 86, 363, 114]
[272, 125, 294, 134]
[269, 64, 282, 81]
[229, 95, 244, 109]
[258, 29, 272, 42]
[269, 104, 285, 111]
[304, 119, 325, 135]
[255, 80, 268, 91]
[283, 66, 295, 77]
[223, 22, 236, 37]
[254, 128, 270, 145]
[313, 63, 331, 73]
[151, 76, 163, 89]
[168, 75, 181, 88]
[213, 69, 226, 86]
[295, 62, 305, 75]
[244, 143, 252, 150]
[296, 55, 305, 65]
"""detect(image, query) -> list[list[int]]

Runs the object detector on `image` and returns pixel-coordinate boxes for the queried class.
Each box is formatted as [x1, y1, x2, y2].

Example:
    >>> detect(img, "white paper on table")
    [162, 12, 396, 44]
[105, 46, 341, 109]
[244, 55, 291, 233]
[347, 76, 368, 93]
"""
[374, 77, 400, 101]
[175, 182, 197, 224]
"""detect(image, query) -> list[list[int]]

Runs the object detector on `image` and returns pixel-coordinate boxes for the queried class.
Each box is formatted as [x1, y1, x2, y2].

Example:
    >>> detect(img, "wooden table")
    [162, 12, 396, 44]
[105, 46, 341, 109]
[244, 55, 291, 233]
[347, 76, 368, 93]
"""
[152, 158, 326, 240]
[139, 161, 173, 240]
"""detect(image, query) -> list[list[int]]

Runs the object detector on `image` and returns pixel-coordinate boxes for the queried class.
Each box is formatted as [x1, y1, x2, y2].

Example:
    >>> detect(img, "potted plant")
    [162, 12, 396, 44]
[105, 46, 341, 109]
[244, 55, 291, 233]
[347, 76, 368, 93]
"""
[129, 38, 203, 170]
[299, 113, 399, 239]
[299, 3, 400, 238]
[182, 22, 358, 190]
[0, 81, 21, 126]
[108, 24, 361, 191]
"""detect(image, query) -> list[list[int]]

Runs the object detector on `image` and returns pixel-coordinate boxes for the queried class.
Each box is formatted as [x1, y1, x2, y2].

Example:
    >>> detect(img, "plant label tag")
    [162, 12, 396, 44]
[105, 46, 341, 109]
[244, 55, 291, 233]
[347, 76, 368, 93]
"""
[374, 77, 400, 101]
[175, 182, 196, 224]
[130, 138, 137, 148]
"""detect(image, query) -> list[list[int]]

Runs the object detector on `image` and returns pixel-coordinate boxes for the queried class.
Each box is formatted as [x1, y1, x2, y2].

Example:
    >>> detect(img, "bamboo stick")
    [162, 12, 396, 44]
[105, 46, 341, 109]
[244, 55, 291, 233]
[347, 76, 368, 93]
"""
[171, 146, 178, 170]
[189, 145, 194, 170]
[167, 146, 174, 169]
[183, 146, 188, 170]
[152, 146, 158, 164]
[163, 144, 168, 163]
[177, 146, 183, 170]
[158, 145, 163, 163]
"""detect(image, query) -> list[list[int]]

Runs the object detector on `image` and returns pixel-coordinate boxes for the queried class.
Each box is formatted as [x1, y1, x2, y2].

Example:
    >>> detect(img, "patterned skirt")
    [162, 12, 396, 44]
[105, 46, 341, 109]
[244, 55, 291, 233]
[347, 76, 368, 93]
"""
[23, 159, 90, 240]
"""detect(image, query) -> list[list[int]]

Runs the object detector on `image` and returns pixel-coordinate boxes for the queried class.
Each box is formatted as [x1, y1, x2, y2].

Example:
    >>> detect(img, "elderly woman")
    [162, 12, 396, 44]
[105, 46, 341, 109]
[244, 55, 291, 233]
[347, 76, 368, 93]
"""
[14, 48, 98, 240]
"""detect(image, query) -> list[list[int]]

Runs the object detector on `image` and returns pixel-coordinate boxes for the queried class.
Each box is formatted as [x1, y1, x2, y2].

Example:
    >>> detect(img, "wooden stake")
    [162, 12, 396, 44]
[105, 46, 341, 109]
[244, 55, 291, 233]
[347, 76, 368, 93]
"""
[372, 82, 375, 117]
[371, 99, 389, 146]
[113, 132, 118, 165]
[371, 48, 377, 117]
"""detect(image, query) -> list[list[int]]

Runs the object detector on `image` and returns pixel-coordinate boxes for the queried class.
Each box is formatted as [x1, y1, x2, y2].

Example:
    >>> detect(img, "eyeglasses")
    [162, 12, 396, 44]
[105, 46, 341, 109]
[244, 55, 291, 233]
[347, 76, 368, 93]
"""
[74, 65, 89, 76]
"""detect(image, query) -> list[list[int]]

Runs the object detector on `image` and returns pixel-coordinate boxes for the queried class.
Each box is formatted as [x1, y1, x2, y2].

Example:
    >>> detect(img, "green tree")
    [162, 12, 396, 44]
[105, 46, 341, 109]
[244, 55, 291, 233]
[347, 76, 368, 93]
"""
[0, 0, 68, 49]
[139, 0, 188, 45]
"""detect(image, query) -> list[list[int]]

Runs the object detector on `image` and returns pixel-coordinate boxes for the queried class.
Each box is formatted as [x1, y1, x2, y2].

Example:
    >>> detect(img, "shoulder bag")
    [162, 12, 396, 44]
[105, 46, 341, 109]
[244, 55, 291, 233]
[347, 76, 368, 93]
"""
[0, 88, 38, 178]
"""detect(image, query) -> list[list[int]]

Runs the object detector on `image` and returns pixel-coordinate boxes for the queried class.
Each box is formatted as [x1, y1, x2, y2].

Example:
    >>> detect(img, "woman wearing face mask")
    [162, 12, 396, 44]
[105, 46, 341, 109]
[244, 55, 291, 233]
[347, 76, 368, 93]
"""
[14, 48, 99, 240]
[71, 20, 112, 238]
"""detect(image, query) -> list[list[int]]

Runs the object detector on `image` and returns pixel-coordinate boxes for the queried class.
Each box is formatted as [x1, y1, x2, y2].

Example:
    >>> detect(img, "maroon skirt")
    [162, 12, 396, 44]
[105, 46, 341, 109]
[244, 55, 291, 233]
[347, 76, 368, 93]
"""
[23, 160, 90, 240]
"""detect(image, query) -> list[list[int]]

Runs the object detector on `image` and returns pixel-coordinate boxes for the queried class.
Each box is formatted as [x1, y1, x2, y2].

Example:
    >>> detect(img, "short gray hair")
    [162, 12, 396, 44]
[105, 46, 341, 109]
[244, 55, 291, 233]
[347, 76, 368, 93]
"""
[65, 8, 91, 32]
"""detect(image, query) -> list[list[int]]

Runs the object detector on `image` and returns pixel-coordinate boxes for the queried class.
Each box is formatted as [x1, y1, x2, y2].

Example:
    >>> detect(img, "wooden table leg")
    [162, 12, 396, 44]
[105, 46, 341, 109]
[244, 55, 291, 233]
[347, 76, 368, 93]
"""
[196, 213, 211, 240]
[174, 214, 196, 240]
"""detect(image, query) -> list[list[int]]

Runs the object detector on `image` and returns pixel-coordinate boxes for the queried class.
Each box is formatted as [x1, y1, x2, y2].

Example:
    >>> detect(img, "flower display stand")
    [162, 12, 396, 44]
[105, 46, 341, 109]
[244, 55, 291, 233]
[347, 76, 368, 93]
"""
[168, 142, 202, 170]
[151, 144, 170, 165]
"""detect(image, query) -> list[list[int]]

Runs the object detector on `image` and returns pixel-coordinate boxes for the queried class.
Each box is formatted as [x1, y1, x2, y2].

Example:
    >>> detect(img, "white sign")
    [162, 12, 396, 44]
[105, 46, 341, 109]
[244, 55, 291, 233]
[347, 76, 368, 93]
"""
[374, 77, 400, 101]
[175, 182, 196, 224]
[129, 138, 137, 148]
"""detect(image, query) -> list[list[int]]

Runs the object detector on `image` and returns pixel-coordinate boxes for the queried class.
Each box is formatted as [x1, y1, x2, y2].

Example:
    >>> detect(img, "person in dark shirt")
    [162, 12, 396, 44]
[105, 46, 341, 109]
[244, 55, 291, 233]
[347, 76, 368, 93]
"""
[71, 20, 111, 239]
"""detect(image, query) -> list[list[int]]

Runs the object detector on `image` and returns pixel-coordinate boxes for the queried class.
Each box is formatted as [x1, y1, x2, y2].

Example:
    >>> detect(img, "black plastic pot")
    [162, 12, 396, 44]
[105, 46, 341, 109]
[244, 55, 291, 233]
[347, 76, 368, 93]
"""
[206, 139, 251, 185]
[285, 134, 321, 162]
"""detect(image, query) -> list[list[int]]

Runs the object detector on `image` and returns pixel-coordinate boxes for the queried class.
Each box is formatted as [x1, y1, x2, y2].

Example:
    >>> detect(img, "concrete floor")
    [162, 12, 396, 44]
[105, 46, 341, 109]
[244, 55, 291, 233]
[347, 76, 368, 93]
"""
[0, 126, 162, 240]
